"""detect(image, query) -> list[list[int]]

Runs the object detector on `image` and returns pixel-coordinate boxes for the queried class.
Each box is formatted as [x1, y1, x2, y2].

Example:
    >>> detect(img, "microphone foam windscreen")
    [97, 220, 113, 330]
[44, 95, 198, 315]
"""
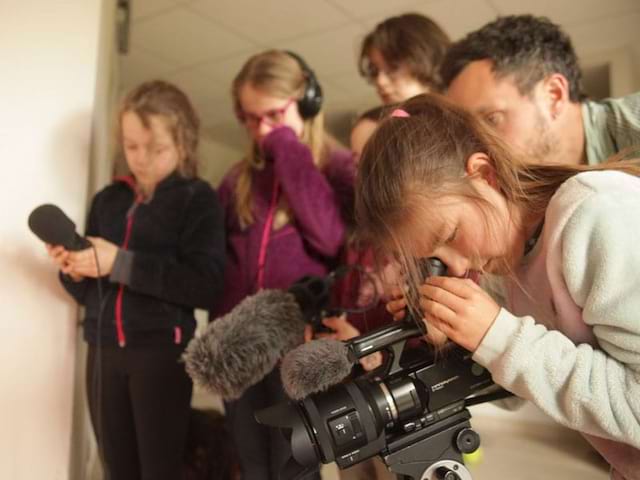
[183, 289, 306, 400]
[281, 339, 354, 400]
[28, 204, 77, 247]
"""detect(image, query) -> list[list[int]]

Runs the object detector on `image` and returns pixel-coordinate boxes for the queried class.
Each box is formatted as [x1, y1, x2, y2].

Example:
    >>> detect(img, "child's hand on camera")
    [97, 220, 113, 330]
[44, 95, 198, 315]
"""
[386, 284, 449, 346]
[317, 314, 360, 341]
[419, 276, 500, 352]
[386, 286, 407, 320]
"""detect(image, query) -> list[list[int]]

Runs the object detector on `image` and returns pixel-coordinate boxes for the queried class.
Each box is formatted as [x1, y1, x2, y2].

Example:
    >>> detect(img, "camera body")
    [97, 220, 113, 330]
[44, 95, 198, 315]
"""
[257, 258, 498, 480]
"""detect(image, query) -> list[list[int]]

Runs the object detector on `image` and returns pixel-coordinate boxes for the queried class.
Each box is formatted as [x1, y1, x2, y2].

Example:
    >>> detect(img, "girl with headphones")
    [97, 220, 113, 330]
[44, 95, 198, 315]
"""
[213, 49, 354, 480]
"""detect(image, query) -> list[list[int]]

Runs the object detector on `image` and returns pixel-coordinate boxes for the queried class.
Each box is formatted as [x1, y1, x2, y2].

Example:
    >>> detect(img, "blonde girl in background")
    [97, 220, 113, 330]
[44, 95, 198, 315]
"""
[214, 50, 355, 480]
[46, 80, 226, 479]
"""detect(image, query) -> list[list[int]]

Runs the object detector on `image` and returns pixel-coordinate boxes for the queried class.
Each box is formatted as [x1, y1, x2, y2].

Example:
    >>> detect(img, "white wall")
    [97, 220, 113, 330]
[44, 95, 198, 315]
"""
[0, 1, 105, 479]
[199, 135, 243, 188]
[582, 47, 639, 98]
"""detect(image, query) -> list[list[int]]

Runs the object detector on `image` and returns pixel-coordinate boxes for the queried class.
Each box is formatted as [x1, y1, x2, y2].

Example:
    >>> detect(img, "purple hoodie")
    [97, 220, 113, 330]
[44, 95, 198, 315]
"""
[213, 126, 355, 317]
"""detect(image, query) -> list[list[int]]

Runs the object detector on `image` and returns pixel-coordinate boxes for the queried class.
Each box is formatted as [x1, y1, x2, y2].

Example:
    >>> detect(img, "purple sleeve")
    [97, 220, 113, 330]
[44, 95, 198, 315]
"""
[263, 127, 347, 257]
[323, 148, 356, 225]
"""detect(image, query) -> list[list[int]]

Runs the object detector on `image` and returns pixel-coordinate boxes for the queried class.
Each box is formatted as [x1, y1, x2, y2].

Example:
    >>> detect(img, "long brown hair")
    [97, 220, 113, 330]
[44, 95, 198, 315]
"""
[118, 80, 200, 178]
[356, 93, 640, 285]
[359, 13, 450, 92]
[231, 50, 332, 228]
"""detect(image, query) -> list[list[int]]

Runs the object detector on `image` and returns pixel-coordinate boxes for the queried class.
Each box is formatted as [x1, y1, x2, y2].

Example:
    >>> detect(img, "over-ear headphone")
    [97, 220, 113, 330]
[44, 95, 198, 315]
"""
[284, 50, 323, 119]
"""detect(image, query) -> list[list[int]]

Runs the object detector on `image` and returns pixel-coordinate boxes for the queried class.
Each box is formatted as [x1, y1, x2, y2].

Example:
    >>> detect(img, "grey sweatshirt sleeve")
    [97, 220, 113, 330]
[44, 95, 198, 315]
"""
[109, 249, 134, 284]
[474, 181, 640, 450]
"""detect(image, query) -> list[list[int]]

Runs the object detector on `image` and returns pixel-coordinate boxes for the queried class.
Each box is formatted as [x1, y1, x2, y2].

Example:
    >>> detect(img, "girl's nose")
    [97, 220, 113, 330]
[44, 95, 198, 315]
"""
[438, 249, 469, 278]
[374, 72, 391, 89]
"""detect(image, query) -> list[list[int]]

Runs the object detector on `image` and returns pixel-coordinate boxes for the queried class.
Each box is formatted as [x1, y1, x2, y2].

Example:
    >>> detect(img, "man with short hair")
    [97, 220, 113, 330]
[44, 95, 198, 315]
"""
[441, 15, 640, 165]
[441, 17, 640, 480]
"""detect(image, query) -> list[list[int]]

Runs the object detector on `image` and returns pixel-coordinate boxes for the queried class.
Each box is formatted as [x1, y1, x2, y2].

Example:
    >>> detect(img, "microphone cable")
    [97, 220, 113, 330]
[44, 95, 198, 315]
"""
[88, 244, 109, 474]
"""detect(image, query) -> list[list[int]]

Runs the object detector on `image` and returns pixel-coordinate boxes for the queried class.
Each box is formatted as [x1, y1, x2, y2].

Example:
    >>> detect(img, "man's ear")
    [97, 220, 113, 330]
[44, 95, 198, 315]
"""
[465, 152, 497, 187]
[541, 73, 570, 121]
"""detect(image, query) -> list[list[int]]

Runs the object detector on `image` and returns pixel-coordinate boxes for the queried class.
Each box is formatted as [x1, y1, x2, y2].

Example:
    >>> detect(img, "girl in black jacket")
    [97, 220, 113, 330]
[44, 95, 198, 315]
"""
[46, 80, 225, 480]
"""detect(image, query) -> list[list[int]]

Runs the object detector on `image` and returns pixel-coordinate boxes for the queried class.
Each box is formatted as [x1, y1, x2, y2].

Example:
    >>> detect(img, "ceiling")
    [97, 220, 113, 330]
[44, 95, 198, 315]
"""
[119, 0, 640, 150]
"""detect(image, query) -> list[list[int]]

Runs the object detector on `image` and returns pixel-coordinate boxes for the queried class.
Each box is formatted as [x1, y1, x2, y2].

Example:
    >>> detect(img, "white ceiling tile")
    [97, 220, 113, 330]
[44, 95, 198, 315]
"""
[166, 68, 225, 102]
[190, 48, 267, 91]
[122, 0, 640, 153]
[360, 0, 498, 40]
[490, 0, 640, 26]
[119, 47, 177, 90]
[188, 0, 350, 44]
[417, 0, 498, 40]
[565, 12, 640, 58]
[326, 70, 374, 97]
[325, 93, 380, 117]
[130, 0, 182, 20]
[318, 78, 353, 105]
[131, 7, 255, 67]
[273, 23, 365, 78]
[323, 92, 381, 135]
[194, 94, 236, 128]
[321, 71, 381, 115]
[205, 122, 248, 151]
[326, 0, 430, 19]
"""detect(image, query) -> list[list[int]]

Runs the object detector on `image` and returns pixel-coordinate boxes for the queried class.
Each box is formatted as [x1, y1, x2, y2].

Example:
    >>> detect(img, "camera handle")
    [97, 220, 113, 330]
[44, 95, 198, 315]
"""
[383, 409, 477, 480]
[349, 320, 423, 376]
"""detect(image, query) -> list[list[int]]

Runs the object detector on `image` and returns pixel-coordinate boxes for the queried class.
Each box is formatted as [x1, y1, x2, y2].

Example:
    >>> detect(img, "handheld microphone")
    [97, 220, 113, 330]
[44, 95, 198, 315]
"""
[28, 204, 91, 251]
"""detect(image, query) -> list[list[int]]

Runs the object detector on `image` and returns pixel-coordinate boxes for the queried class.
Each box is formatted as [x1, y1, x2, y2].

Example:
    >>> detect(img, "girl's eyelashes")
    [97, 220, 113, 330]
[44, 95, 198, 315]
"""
[445, 226, 458, 244]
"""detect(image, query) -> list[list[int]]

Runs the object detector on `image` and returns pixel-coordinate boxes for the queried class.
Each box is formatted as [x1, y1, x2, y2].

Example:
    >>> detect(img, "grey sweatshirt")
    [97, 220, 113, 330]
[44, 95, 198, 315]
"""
[474, 171, 640, 479]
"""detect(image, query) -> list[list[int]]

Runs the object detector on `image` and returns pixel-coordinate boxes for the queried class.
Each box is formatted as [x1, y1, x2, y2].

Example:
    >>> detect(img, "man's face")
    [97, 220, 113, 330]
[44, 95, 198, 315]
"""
[446, 59, 557, 162]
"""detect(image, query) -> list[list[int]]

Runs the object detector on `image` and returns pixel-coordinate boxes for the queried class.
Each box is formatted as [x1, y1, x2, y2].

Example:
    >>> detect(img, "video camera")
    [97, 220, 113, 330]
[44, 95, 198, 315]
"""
[257, 258, 509, 480]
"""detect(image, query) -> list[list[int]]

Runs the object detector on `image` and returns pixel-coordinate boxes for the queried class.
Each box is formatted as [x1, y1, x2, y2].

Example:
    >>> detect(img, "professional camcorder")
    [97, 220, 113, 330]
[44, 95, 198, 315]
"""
[257, 258, 510, 480]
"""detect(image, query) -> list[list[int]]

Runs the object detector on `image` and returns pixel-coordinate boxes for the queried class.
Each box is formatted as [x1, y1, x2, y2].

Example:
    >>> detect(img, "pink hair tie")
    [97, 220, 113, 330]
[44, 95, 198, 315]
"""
[391, 108, 410, 118]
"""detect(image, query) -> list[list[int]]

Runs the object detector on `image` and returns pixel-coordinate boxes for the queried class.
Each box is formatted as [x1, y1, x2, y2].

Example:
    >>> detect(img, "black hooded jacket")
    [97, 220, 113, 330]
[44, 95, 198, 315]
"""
[61, 173, 225, 347]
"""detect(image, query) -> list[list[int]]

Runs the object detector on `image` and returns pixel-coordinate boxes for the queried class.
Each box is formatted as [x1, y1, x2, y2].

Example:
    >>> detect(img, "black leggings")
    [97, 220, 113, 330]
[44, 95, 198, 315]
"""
[86, 343, 193, 480]
[225, 367, 321, 480]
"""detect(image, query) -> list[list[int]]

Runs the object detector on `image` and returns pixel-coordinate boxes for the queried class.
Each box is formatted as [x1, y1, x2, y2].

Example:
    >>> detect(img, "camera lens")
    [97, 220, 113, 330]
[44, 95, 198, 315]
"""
[255, 401, 322, 468]
[309, 382, 387, 462]
[388, 377, 424, 422]
[289, 365, 431, 468]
